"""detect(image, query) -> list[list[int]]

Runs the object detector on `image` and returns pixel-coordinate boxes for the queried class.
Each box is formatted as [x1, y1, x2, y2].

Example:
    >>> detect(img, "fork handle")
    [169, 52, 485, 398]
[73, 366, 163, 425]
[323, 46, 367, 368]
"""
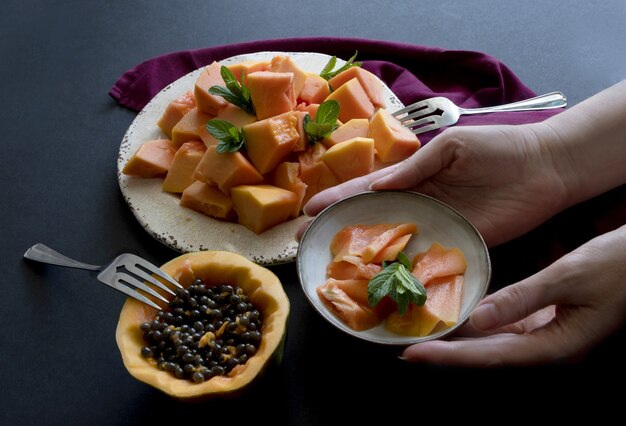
[24, 243, 101, 271]
[459, 91, 567, 115]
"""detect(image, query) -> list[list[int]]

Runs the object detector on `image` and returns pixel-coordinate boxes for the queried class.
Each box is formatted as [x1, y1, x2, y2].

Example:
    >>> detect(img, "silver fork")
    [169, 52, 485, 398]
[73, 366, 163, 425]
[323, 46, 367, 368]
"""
[24, 243, 182, 310]
[392, 91, 567, 135]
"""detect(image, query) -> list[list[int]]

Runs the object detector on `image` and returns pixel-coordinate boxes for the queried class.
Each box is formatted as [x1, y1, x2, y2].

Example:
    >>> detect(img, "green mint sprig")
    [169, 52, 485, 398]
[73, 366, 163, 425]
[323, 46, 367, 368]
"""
[205, 119, 246, 153]
[368, 252, 427, 315]
[208, 66, 255, 115]
[319, 51, 362, 81]
[303, 100, 340, 143]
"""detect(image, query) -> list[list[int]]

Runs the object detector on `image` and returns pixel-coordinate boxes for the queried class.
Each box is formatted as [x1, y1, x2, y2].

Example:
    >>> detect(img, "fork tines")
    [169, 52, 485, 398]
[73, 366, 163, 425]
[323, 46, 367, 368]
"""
[99, 254, 182, 311]
[392, 101, 441, 135]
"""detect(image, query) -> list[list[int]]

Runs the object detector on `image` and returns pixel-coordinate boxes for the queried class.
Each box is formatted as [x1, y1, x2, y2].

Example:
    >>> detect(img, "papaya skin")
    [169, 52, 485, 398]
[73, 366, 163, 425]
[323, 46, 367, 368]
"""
[115, 251, 289, 400]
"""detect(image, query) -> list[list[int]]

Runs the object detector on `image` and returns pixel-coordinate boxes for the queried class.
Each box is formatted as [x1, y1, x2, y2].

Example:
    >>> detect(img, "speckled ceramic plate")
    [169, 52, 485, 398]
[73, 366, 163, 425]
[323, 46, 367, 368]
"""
[297, 191, 491, 345]
[118, 52, 404, 265]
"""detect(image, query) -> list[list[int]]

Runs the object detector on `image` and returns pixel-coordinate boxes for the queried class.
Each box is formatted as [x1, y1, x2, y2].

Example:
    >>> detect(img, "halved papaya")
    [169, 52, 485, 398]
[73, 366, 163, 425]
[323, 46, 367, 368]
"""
[116, 251, 289, 400]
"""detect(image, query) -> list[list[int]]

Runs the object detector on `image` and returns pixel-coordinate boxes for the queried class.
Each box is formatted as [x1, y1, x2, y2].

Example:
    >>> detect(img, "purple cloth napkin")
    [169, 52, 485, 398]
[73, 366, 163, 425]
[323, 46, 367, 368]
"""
[109, 37, 561, 144]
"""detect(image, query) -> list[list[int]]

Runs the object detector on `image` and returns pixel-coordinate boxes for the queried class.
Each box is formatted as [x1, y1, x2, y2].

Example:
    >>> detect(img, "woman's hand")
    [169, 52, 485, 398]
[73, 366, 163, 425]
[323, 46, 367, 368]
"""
[305, 123, 571, 247]
[402, 225, 626, 366]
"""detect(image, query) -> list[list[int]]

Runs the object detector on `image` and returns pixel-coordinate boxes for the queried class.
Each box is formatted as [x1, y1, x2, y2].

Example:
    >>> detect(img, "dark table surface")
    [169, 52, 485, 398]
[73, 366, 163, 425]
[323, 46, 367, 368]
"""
[2, 1, 625, 424]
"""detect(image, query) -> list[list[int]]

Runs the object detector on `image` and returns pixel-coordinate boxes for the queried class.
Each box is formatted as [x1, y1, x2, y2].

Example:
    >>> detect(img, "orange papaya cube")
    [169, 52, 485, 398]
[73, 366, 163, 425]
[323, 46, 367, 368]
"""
[321, 137, 375, 183]
[244, 112, 300, 175]
[193, 145, 263, 194]
[157, 91, 196, 138]
[122, 139, 176, 177]
[298, 143, 340, 205]
[230, 184, 299, 234]
[370, 233, 412, 264]
[299, 73, 331, 104]
[290, 111, 310, 152]
[227, 60, 269, 81]
[267, 55, 308, 97]
[330, 224, 395, 261]
[171, 108, 213, 146]
[321, 118, 369, 148]
[296, 102, 319, 120]
[162, 141, 206, 193]
[197, 104, 258, 147]
[180, 181, 236, 221]
[272, 162, 307, 218]
[194, 61, 228, 115]
[316, 280, 380, 331]
[369, 108, 421, 163]
[325, 78, 375, 122]
[412, 243, 467, 285]
[328, 67, 385, 108]
[247, 71, 296, 120]
[327, 278, 370, 306]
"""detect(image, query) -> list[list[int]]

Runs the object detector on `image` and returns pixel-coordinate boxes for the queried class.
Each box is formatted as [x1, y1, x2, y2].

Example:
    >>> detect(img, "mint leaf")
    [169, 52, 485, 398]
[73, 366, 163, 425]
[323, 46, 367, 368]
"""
[205, 119, 246, 153]
[208, 66, 255, 115]
[320, 51, 362, 81]
[304, 99, 340, 143]
[367, 252, 426, 315]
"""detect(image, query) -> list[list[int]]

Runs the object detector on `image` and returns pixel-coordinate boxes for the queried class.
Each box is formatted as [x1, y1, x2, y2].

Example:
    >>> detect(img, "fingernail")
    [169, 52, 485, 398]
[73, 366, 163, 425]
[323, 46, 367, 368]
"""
[470, 303, 499, 330]
[397, 356, 409, 361]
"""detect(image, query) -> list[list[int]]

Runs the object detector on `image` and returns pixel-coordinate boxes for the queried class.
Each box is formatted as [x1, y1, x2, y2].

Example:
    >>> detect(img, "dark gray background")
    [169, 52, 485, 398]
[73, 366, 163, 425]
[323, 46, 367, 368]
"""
[2, 1, 625, 424]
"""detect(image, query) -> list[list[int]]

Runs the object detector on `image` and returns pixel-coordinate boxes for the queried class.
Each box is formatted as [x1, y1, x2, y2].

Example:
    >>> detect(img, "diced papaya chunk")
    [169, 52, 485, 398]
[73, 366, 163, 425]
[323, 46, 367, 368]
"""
[412, 242, 467, 285]
[328, 278, 370, 307]
[230, 184, 299, 234]
[122, 139, 176, 177]
[321, 137, 375, 182]
[316, 280, 380, 331]
[244, 112, 300, 175]
[193, 145, 263, 194]
[272, 162, 307, 218]
[194, 61, 228, 115]
[328, 67, 385, 108]
[171, 108, 213, 146]
[227, 60, 269, 81]
[267, 55, 308, 96]
[299, 73, 331, 104]
[322, 118, 369, 148]
[180, 181, 236, 221]
[247, 71, 296, 120]
[370, 233, 412, 264]
[298, 143, 340, 206]
[157, 91, 196, 138]
[369, 108, 420, 163]
[162, 141, 207, 193]
[296, 102, 319, 120]
[325, 78, 375, 122]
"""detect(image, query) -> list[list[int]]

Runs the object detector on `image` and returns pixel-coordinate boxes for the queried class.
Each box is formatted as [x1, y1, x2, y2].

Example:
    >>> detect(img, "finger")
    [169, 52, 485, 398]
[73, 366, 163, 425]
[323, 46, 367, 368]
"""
[468, 270, 563, 331]
[370, 131, 450, 190]
[401, 332, 561, 367]
[456, 305, 556, 337]
[295, 218, 312, 242]
[303, 167, 393, 216]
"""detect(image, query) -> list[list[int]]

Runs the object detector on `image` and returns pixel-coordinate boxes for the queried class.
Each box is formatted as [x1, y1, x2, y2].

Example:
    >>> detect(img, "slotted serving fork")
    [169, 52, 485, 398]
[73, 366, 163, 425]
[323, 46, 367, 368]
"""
[24, 243, 181, 310]
[392, 91, 567, 135]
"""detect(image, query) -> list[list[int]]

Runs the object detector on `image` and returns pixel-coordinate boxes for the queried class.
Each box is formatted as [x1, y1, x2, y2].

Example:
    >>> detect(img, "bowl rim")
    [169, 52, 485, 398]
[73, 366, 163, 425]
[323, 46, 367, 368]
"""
[296, 190, 492, 345]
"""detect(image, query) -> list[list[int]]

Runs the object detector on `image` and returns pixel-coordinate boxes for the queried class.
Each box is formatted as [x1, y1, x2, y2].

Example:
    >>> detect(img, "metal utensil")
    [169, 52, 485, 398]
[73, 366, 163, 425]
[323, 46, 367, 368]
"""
[392, 91, 567, 135]
[24, 243, 181, 310]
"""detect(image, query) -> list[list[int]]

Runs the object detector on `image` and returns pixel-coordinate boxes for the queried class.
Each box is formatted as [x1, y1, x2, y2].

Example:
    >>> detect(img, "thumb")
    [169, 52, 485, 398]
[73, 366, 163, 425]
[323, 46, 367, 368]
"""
[469, 269, 563, 331]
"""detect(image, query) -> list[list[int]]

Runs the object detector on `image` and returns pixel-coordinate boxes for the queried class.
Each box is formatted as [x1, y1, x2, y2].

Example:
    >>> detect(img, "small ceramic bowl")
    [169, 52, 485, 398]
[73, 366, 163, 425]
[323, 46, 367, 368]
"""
[297, 191, 491, 345]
